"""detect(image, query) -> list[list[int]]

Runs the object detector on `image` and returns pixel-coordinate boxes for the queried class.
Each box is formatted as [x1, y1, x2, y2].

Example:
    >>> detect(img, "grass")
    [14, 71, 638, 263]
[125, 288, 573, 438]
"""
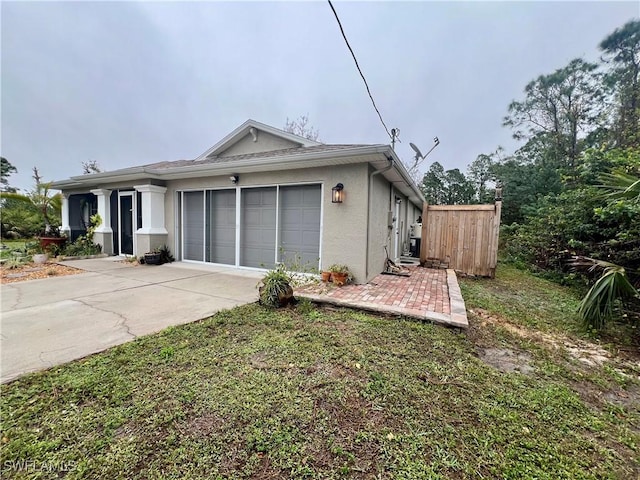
[1, 264, 639, 479]
[0, 240, 29, 261]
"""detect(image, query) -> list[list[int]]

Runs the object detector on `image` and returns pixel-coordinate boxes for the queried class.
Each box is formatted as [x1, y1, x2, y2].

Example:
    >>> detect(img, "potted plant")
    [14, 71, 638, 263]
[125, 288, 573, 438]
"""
[328, 264, 353, 286]
[141, 245, 174, 265]
[27, 242, 49, 265]
[321, 270, 332, 282]
[258, 263, 294, 307]
[143, 250, 162, 265]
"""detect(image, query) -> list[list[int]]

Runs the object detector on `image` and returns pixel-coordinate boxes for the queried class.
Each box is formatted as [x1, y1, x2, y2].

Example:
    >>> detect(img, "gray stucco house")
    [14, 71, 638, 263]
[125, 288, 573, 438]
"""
[52, 119, 424, 283]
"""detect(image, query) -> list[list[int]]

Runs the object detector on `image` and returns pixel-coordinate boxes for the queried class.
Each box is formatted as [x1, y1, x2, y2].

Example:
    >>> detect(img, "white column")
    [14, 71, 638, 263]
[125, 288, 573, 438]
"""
[134, 184, 168, 234]
[90, 189, 113, 233]
[60, 193, 71, 236]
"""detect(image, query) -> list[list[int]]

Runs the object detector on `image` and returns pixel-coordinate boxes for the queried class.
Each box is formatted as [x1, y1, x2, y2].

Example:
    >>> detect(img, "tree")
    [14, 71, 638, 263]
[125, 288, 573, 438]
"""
[503, 58, 604, 177]
[467, 153, 495, 203]
[443, 168, 474, 204]
[81, 160, 102, 174]
[284, 114, 320, 141]
[599, 19, 640, 148]
[421, 162, 474, 205]
[1, 157, 17, 192]
[421, 162, 446, 204]
[0, 167, 62, 236]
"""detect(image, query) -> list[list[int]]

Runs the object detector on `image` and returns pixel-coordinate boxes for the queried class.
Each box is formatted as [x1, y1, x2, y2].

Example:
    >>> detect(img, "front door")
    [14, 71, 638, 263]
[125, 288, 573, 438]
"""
[119, 192, 135, 256]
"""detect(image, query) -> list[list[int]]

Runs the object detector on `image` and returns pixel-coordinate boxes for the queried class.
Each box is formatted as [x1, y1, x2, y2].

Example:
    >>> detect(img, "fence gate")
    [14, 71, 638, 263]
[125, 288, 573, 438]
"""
[419, 201, 502, 277]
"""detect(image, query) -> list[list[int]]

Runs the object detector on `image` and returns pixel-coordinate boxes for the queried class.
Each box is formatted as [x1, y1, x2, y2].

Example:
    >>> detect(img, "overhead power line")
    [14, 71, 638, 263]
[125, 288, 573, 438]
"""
[327, 0, 392, 140]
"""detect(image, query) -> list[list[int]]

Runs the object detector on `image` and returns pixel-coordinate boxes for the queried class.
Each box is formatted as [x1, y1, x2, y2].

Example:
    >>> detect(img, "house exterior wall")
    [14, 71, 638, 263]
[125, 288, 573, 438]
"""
[163, 162, 370, 282]
[218, 132, 299, 157]
[58, 162, 423, 283]
[367, 172, 392, 279]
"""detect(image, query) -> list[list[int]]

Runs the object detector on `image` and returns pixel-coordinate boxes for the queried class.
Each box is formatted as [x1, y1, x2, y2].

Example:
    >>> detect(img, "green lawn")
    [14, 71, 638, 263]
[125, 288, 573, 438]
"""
[1, 265, 638, 479]
[0, 240, 29, 260]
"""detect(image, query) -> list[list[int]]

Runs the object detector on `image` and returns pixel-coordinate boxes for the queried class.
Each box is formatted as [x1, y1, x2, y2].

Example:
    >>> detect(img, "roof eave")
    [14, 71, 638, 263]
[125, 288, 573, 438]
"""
[51, 167, 159, 189]
[52, 144, 424, 207]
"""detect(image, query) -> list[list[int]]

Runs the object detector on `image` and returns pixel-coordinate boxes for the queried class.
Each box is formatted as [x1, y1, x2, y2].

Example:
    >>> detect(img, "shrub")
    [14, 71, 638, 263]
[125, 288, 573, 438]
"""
[259, 263, 294, 308]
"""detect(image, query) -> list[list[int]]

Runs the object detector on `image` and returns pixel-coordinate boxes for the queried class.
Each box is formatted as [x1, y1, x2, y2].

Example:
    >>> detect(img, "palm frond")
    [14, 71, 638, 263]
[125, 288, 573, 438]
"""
[598, 171, 640, 200]
[571, 256, 640, 329]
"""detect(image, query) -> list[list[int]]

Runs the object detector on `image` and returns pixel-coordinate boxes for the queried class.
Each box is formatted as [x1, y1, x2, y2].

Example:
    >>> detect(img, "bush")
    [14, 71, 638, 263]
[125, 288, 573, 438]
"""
[62, 213, 102, 257]
[259, 263, 294, 308]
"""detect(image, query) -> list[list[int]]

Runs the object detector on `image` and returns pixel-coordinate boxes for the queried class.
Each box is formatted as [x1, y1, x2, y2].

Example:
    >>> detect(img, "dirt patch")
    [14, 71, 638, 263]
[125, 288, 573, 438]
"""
[305, 394, 385, 476]
[471, 308, 622, 367]
[305, 362, 356, 380]
[1, 262, 83, 284]
[249, 352, 269, 369]
[182, 412, 227, 437]
[478, 347, 535, 374]
[572, 382, 640, 411]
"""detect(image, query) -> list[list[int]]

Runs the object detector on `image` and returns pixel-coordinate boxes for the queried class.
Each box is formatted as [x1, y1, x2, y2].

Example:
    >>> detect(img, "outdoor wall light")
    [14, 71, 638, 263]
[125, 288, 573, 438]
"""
[230, 175, 239, 184]
[331, 183, 344, 203]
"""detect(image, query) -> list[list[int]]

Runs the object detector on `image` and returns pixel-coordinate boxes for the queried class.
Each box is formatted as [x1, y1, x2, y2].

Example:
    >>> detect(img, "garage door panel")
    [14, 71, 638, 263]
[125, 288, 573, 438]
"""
[207, 189, 236, 265]
[302, 210, 321, 225]
[279, 185, 321, 271]
[241, 188, 276, 268]
[184, 191, 204, 261]
[302, 231, 320, 246]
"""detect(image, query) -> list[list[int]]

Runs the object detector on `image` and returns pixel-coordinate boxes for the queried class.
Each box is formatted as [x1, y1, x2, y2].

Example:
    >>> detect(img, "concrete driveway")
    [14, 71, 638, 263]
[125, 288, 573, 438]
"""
[1, 258, 261, 383]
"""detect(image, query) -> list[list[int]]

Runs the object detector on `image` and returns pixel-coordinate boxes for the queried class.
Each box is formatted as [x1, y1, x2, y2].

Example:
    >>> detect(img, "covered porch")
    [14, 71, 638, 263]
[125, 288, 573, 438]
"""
[60, 184, 168, 257]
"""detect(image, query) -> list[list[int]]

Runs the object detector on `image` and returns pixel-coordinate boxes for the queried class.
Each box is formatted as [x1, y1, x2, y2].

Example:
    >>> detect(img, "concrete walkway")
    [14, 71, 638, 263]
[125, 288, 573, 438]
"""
[296, 266, 468, 329]
[0, 258, 261, 383]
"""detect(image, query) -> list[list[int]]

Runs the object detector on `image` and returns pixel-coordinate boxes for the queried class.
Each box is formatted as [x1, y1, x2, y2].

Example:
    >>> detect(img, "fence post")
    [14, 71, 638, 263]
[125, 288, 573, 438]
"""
[489, 200, 502, 278]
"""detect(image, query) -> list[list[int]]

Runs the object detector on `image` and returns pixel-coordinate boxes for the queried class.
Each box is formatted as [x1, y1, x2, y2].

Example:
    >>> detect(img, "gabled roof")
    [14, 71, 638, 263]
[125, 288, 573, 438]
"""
[145, 144, 366, 170]
[51, 120, 425, 205]
[196, 118, 322, 160]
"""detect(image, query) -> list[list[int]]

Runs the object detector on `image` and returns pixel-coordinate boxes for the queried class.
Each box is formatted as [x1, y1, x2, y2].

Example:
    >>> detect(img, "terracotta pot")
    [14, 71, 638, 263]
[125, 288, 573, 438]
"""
[321, 271, 332, 282]
[39, 237, 66, 249]
[332, 272, 348, 286]
[258, 284, 294, 307]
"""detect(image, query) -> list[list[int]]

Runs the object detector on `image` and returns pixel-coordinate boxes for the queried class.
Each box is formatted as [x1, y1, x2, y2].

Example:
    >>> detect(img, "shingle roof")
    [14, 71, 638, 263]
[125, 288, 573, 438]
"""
[143, 144, 371, 170]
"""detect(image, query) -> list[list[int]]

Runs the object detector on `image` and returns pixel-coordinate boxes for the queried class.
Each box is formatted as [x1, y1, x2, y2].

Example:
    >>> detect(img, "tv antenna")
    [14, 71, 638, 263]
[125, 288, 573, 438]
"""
[391, 128, 401, 151]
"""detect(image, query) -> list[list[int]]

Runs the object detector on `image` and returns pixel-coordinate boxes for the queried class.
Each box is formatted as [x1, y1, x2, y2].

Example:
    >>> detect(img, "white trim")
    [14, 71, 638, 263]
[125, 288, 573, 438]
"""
[174, 191, 180, 260]
[180, 191, 185, 262]
[235, 186, 241, 267]
[133, 184, 167, 194]
[196, 119, 322, 160]
[318, 182, 324, 270]
[274, 185, 280, 264]
[202, 191, 206, 262]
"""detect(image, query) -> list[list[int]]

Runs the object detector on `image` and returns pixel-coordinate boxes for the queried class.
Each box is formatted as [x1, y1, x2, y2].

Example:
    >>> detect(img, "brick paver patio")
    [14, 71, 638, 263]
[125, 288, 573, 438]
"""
[296, 266, 468, 328]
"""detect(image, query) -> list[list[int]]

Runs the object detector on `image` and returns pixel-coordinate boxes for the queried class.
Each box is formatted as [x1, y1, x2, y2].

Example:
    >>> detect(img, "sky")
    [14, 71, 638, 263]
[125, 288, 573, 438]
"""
[1, 1, 638, 192]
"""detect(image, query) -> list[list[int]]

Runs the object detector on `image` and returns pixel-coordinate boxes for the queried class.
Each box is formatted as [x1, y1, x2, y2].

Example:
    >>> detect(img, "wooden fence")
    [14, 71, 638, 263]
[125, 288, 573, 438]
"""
[419, 202, 502, 277]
